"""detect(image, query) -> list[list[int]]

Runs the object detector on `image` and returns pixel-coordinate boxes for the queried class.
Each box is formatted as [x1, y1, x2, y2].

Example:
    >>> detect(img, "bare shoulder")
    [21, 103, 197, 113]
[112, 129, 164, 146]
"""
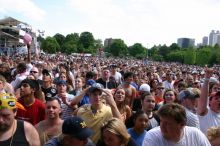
[24, 121, 41, 146]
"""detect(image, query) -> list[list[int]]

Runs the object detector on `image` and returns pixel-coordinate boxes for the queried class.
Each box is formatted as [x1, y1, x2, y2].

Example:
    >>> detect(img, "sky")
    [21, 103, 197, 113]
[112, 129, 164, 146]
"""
[0, 0, 220, 48]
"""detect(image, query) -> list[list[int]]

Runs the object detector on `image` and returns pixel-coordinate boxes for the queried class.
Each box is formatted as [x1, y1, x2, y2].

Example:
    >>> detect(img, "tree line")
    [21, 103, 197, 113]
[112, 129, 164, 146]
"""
[39, 31, 220, 66]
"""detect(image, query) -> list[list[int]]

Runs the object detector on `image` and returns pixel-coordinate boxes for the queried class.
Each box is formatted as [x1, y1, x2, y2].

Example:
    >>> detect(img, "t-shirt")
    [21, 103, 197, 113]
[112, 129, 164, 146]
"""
[185, 108, 200, 129]
[127, 128, 147, 146]
[77, 104, 113, 144]
[198, 108, 220, 134]
[16, 98, 46, 125]
[142, 126, 211, 146]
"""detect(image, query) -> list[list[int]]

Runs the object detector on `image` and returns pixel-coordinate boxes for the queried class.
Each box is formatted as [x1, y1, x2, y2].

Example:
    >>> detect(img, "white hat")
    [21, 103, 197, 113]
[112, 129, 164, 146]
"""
[139, 84, 151, 92]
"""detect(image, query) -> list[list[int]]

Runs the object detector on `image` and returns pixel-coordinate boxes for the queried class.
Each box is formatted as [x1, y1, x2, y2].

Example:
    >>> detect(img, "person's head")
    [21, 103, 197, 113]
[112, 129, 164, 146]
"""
[177, 89, 199, 111]
[155, 82, 165, 97]
[75, 77, 84, 89]
[56, 80, 67, 94]
[177, 81, 188, 92]
[0, 93, 24, 132]
[158, 103, 186, 142]
[165, 70, 173, 81]
[132, 110, 148, 133]
[163, 89, 177, 104]
[124, 72, 133, 84]
[59, 72, 67, 81]
[141, 92, 155, 113]
[209, 91, 220, 114]
[139, 84, 151, 95]
[207, 126, 220, 146]
[16, 62, 27, 74]
[210, 83, 220, 94]
[20, 79, 40, 97]
[101, 118, 130, 146]
[186, 75, 194, 87]
[45, 97, 62, 119]
[89, 83, 103, 107]
[114, 88, 126, 103]
[30, 67, 39, 79]
[61, 117, 93, 146]
[102, 68, 110, 80]
[42, 69, 53, 83]
[0, 75, 6, 90]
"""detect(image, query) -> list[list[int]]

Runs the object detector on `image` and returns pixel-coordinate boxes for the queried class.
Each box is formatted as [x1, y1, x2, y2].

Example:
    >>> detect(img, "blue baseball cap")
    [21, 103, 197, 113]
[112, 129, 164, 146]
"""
[56, 80, 67, 85]
[62, 117, 93, 140]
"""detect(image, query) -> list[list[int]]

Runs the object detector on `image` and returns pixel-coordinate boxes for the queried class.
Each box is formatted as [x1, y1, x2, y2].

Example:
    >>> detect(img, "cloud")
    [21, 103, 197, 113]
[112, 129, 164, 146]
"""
[0, 0, 45, 21]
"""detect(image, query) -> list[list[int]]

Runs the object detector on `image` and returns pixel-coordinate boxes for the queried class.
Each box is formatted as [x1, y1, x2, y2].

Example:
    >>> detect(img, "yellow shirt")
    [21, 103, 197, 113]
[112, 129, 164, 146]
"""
[77, 104, 112, 144]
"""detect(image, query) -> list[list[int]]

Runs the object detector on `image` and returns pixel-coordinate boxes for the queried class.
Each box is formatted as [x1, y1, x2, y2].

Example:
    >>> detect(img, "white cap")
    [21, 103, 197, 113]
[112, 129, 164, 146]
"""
[139, 84, 151, 92]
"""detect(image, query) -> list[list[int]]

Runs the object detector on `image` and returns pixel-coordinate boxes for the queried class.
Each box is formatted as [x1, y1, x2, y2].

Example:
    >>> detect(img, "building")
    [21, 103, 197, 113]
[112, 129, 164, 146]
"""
[0, 17, 39, 56]
[177, 38, 195, 48]
[209, 30, 220, 46]
[202, 36, 208, 46]
[104, 38, 113, 48]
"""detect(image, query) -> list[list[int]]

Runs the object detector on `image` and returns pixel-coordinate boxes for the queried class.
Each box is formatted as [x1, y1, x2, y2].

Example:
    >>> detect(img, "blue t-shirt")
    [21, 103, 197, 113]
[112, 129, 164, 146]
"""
[127, 128, 147, 146]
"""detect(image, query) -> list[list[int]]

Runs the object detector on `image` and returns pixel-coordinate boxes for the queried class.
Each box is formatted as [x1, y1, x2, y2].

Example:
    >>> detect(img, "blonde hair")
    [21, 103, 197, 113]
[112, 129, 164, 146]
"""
[207, 126, 220, 142]
[101, 118, 130, 146]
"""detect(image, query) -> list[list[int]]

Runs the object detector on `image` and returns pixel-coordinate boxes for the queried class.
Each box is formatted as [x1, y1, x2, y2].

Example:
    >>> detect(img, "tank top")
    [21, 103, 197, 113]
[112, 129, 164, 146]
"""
[0, 120, 29, 146]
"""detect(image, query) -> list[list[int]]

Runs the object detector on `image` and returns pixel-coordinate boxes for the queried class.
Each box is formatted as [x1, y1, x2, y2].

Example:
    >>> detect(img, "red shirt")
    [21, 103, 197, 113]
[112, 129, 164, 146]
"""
[16, 98, 46, 125]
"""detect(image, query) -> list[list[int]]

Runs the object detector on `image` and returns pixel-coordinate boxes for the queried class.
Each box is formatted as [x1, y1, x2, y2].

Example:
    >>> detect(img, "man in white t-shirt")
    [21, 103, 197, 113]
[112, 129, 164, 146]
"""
[197, 68, 220, 134]
[142, 103, 211, 146]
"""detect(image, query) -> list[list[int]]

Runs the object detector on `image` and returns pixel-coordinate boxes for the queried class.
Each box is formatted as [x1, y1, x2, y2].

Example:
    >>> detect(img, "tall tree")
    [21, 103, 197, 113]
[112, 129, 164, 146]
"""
[53, 33, 65, 51]
[109, 39, 128, 56]
[79, 32, 95, 53]
[41, 37, 60, 53]
[128, 43, 146, 57]
[63, 33, 79, 53]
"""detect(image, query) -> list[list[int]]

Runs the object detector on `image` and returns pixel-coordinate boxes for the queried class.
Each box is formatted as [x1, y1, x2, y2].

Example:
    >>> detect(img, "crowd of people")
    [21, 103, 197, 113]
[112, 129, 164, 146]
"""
[0, 53, 220, 146]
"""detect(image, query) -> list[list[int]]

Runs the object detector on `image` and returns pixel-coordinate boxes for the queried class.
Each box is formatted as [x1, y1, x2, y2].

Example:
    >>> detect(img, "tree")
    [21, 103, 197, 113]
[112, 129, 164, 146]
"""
[53, 33, 65, 51]
[41, 37, 60, 53]
[63, 33, 79, 53]
[158, 45, 170, 60]
[79, 32, 95, 53]
[184, 49, 196, 65]
[195, 48, 211, 66]
[109, 39, 128, 56]
[169, 43, 180, 51]
[128, 43, 146, 57]
[167, 51, 184, 63]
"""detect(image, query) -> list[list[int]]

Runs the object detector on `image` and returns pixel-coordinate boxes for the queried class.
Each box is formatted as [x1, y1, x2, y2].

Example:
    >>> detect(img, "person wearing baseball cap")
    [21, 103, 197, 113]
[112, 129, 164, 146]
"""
[0, 93, 41, 146]
[45, 116, 94, 146]
[177, 89, 200, 128]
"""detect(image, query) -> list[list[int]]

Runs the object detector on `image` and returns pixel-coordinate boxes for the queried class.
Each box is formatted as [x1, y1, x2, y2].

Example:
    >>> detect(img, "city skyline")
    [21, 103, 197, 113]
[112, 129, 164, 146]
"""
[0, 0, 220, 48]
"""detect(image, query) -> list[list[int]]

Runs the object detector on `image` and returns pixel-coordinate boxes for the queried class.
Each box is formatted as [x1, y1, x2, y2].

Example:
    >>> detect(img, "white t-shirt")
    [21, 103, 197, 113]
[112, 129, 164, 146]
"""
[198, 108, 220, 134]
[142, 126, 211, 146]
[111, 71, 122, 84]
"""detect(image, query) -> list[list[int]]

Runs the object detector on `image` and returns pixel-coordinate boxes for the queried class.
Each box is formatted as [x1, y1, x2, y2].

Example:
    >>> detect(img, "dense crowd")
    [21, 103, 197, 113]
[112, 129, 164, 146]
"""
[0, 53, 219, 146]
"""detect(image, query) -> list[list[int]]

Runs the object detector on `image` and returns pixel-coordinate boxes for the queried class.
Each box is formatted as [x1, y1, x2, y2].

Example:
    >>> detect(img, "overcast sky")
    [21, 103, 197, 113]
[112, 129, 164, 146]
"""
[0, 0, 220, 48]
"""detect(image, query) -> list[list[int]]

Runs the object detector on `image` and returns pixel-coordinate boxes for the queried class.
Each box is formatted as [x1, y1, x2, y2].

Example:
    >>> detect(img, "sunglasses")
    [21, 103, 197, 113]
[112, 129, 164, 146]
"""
[30, 71, 38, 74]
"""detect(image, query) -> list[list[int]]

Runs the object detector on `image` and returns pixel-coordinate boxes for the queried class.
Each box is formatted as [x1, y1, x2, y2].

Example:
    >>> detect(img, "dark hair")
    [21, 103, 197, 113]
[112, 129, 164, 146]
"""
[124, 72, 134, 80]
[46, 97, 61, 107]
[141, 91, 152, 101]
[158, 103, 186, 125]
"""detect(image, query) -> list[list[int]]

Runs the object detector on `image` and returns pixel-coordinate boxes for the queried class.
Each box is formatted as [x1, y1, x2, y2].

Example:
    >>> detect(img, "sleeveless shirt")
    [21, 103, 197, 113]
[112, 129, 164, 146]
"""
[0, 120, 29, 146]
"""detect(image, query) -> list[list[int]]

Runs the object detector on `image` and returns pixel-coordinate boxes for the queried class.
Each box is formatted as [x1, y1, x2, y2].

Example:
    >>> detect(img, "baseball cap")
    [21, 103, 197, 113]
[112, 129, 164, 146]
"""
[62, 117, 93, 140]
[86, 79, 96, 86]
[139, 84, 151, 92]
[89, 83, 104, 93]
[42, 69, 52, 78]
[56, 80, 67, 86]
[177, 90, 197, 101]
[0, 93, 25, 110]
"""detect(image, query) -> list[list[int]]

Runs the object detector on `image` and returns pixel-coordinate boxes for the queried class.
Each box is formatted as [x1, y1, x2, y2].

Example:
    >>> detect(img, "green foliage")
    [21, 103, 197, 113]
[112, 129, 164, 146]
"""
[109, 39, 128, 56]
[41, 37, 60, 53]
[169, 43, 180, 51]
[167, 51, 184, 63]
[152, 54, 164, 61]
[195, 48, 212, 66]
[79, 32, 95, 53]
[184, 49, 196, 65]
[62, 40, 78, 54]
[53, 33, 65, 52]
[128, 43, 146, 57]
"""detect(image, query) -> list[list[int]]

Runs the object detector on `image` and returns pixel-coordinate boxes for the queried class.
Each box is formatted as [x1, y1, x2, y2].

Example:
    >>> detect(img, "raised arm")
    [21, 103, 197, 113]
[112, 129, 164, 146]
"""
[70, 87, 90, 106]
[197, 68, 213, 116]
[102, 89, 123, 121]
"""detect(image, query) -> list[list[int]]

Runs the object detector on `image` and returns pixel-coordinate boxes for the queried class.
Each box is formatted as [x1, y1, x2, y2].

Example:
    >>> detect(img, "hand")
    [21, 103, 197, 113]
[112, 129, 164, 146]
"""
[205, 66, 213, 79]
[60, 93, 71, 106]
